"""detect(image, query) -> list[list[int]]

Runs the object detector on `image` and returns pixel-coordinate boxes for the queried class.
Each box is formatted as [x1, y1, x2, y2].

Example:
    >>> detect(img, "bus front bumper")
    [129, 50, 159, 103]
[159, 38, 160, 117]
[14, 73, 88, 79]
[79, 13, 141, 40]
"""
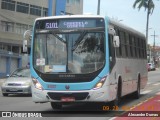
[32, 85, 116, 103]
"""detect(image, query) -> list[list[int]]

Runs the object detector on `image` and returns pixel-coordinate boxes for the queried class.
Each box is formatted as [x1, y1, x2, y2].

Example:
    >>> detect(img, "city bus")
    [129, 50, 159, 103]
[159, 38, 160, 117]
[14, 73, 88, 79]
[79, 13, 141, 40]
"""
[30, 15, 148, 109]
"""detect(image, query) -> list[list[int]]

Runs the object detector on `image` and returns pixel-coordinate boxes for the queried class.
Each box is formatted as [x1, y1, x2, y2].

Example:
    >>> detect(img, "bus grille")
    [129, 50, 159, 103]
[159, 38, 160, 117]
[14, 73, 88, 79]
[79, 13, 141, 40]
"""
[47, 92, 89, 100]
[8, 83, 21, 86]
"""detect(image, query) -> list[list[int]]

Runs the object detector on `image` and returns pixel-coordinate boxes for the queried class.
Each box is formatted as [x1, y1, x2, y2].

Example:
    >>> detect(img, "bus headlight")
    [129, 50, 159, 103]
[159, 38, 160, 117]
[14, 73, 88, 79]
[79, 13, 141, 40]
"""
[93, 76, 107, 90]
[32, 77, 43, 90]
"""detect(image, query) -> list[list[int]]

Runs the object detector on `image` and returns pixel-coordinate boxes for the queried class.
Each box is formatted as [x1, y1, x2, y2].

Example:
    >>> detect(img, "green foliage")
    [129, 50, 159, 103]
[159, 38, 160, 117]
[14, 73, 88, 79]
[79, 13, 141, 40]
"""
[133, 0, 155, 14]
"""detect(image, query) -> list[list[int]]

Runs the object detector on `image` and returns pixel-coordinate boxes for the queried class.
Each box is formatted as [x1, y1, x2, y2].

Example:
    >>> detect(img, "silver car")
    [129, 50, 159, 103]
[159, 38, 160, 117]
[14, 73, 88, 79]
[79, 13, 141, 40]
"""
[1, 68, 31, 96]
[148, 63, 156, 71]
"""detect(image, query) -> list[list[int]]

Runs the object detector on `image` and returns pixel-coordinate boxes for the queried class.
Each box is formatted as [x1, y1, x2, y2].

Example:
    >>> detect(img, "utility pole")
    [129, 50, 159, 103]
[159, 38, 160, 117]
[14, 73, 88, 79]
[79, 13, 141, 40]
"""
[97, 0, 100, 15]
[151, 31, 158, 65]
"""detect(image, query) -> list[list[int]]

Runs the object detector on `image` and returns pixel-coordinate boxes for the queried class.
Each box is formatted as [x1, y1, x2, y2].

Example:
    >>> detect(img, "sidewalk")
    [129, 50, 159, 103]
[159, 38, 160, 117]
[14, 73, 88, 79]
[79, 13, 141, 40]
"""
[113, 93, 160, 120]
[0, 78, 6, 86]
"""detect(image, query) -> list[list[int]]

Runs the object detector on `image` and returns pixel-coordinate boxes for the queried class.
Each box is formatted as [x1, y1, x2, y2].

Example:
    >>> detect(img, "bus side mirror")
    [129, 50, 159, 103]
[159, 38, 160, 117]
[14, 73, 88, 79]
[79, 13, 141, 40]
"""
[23, 40, 28, 52]
[113, 36, 120, 48]
[23, 30, 32, 53]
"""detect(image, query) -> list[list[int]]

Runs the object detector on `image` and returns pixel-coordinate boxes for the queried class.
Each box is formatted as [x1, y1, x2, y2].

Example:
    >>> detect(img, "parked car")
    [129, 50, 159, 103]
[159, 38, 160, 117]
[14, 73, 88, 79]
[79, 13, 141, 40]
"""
[1, 67, 31, 96]
[147, 63, 151, 71]
[147, 63, 156, 71]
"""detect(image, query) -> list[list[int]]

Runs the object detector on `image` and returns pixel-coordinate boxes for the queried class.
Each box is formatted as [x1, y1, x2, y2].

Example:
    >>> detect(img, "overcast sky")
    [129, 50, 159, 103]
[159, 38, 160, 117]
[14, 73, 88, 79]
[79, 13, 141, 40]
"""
[83, 0, 160, 45]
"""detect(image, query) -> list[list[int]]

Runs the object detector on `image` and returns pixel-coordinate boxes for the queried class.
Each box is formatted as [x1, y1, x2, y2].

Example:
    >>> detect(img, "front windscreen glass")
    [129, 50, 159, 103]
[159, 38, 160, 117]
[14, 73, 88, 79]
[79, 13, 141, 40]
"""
[33, 18, 105, 74]
[11, 68, 30, 77]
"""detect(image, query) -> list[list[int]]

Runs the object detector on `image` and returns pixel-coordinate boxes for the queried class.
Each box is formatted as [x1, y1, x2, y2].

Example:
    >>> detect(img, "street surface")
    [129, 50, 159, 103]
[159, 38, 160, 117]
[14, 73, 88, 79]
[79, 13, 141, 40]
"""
[0, 69, 160, 120]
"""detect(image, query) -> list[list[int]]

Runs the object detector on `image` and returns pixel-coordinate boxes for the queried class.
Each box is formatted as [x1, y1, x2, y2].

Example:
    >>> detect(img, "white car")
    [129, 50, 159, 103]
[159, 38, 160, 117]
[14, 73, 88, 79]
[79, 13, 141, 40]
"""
[148, 63, 156, 71]
[1, 68, 31, 96]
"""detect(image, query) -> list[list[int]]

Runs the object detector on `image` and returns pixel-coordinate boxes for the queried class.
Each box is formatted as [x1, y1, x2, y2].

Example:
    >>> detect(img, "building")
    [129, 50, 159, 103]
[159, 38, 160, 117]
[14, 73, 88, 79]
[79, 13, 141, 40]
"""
[147, 44, 160, 67]
[0, 0, 83, 78]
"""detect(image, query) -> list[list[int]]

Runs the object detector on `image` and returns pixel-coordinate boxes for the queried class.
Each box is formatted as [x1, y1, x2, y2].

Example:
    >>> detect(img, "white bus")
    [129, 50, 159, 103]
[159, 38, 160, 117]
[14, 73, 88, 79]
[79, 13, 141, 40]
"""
[30, 15, 148, 109]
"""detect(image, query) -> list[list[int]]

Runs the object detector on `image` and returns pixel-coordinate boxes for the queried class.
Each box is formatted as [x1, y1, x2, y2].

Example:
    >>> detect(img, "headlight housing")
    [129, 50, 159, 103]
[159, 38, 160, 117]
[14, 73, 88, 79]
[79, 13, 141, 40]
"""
[32, 77, 43, 90]
[93, 76, 107, 90]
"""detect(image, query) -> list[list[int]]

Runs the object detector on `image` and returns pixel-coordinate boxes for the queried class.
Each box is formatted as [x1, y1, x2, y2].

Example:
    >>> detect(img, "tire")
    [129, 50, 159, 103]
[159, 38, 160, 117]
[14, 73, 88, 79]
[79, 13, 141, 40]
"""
[51, 102, 62, 110]
[2, 93, 8, 96]
[111, 81, 121, 107]
[133, 79, 140, 99]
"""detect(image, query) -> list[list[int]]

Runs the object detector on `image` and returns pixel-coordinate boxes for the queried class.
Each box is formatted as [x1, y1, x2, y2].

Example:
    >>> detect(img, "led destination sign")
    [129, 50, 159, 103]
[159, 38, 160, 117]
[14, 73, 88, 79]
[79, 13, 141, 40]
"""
[45, 21, 87, 29]
[63, 21, 88, 28]
[45, 22, 58, 29]
[35, 18, 104, 29]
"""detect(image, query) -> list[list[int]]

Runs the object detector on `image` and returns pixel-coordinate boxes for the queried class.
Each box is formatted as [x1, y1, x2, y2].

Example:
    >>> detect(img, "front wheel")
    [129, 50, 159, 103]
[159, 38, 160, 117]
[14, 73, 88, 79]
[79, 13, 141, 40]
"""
[111, 82, 121, 107]
[113, 86, 121, 106]
[51, 102, 62, 110]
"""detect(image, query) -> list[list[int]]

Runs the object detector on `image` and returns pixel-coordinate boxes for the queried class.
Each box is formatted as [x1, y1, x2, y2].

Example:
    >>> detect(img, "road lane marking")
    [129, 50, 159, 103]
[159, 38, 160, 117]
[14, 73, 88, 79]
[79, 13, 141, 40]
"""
[153, 83, 160, 86]
[108, 117, 116, 120]
[108, 96, 154, 120]
[135, 102, 143, 106]
[108, 95, 156, 120]
[156, 92, 160, 95]
[141, 90, 152, 94]
[147, 82, 151, 85]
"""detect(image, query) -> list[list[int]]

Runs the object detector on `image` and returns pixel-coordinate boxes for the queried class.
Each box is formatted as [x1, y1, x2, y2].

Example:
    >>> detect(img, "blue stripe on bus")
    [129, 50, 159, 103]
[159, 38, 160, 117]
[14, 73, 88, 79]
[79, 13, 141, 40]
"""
[30, 21, 35, 72]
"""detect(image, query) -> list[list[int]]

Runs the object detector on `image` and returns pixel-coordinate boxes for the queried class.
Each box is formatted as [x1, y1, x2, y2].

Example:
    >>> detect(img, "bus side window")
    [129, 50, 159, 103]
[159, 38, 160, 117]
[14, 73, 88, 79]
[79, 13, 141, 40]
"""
[109, 34, 116, 72]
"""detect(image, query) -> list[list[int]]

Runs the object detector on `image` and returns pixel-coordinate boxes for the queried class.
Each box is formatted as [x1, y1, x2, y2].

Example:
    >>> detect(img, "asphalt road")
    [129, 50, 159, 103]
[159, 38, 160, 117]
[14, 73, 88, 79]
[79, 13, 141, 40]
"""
[0, 69, 160, 120]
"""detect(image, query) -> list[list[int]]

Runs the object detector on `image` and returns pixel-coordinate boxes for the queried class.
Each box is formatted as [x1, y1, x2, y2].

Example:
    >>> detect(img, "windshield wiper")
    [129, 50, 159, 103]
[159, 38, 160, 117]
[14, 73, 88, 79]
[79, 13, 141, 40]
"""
[12, 74, 19, 77]
[53, 33, 66, 44]
[72, 31, 87, 51]
[47, 31, 66, 44]
[71, 28, 104, 51]
[12, 74, 24, 77]
[36, 30, 67, 44]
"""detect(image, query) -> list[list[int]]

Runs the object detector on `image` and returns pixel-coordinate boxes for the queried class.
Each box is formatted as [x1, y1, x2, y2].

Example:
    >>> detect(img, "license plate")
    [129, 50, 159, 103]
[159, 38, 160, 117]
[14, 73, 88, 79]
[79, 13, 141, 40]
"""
[61, 97, 75, 102]
[9, 88, 18, 91]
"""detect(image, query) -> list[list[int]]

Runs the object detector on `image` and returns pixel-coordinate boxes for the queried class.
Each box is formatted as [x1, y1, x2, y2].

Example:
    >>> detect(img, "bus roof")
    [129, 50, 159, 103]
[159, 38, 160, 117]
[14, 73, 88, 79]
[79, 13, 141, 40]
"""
[35, 15, 105, 21]
[109, 19, 145, 38]
[35, 15, 145, 39]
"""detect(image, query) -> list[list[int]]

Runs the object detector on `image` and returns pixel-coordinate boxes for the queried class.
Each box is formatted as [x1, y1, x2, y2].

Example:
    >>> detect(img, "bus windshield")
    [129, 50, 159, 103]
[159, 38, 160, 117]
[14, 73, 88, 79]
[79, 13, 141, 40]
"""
[33, 18, 105, 74]
[33, 30, 105, 74]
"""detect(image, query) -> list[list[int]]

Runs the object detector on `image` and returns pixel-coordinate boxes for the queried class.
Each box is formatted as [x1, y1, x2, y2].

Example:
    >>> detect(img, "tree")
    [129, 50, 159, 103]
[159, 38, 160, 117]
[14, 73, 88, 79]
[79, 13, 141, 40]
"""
[133, 0, 155, 45]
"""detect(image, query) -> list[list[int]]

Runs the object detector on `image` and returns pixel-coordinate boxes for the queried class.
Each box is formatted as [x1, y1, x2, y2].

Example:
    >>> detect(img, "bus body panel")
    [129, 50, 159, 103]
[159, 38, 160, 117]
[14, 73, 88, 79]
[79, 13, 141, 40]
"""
[114, 58, 147, 97]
